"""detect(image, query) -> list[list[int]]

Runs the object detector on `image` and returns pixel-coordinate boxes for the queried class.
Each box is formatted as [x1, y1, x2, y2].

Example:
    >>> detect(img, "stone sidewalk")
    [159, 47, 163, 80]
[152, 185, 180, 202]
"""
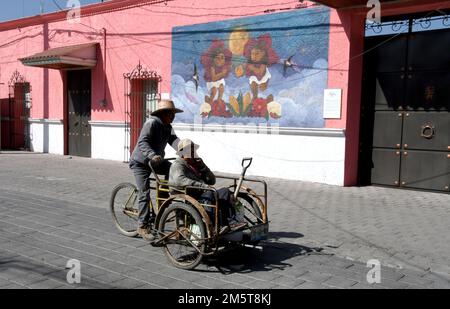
[0, 151, 449, 289]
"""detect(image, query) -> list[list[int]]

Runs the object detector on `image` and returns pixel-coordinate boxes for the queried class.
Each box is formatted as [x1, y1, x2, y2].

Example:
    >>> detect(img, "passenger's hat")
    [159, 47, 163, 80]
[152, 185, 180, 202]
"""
[151, 99, 184, 116]
[177, 138, 199, 154]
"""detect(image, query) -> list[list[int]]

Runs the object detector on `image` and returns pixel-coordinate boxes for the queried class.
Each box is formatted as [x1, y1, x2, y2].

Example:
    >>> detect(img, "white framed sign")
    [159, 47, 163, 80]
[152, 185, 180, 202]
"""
[323, 88, 342, 119]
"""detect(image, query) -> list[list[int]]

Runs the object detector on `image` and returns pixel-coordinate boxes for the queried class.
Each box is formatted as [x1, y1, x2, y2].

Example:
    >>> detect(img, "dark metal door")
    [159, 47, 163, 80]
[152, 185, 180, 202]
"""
[6, 82, 31, 150]
[68, 70, 91, 158]
[0, 98, 11, 149]
[360, 21, 450, 192]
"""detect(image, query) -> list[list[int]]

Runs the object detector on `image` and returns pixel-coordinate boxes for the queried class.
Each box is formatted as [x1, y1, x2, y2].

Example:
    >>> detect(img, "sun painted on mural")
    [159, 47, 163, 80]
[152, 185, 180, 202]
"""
[171, 7, 330, 127]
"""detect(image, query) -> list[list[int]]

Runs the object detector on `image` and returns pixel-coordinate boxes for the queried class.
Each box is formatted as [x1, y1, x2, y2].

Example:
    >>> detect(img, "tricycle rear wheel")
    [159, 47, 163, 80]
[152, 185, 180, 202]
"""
[158, 202, 207, 270]
[236, 192, 264, 226]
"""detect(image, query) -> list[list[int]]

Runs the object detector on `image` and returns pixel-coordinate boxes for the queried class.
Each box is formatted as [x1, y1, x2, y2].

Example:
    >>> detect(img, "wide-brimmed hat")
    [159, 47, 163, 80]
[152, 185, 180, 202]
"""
[177, 138, 200, 155]
[151, 99, 184, 116]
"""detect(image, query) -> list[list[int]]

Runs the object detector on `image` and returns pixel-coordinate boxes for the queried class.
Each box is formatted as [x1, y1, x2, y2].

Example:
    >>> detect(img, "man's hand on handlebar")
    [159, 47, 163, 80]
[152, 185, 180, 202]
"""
[149, 155, 163, 168]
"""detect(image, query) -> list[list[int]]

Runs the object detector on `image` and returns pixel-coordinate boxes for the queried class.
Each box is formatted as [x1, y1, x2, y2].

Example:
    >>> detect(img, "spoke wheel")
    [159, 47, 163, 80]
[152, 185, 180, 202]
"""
[236, 192, 264, 226]
[110, 183, 139, 237]
[158, 203, 206, 270]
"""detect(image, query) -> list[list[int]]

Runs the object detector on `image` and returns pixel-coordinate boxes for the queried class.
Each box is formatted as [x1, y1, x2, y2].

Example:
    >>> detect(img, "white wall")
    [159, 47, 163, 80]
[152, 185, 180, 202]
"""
[28, 120, 345, 185]
[166, 126, 346, 186]
[29, 119, 64, 154]
[90, 121, 127, 162]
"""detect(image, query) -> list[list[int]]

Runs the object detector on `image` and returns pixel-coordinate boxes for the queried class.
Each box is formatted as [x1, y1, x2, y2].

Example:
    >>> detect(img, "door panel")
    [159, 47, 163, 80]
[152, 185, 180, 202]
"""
[80, 88, 91, 157]
[0, 98, 11, 149]
[371, 149, 401, 186]
[403, 112, 450, 151]
[405, 71, 450, 111]
[408, 30, 450, 71]
[68, 89, 80, 155]
[401, 150, 450, 192]
[67, 70, 91, 158]
[375, 74, 405, 111]
[372, 111, 403, 148]
[12, 83, 25, 149]
[366, 35, 408, 73]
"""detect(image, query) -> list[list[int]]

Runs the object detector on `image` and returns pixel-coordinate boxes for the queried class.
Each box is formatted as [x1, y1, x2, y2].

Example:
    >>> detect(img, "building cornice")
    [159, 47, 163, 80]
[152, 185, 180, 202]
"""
[0, 0, 169, 32]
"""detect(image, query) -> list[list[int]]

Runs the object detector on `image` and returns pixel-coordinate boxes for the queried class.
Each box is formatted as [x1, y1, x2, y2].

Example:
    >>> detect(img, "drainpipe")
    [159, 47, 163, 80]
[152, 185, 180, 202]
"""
[101, 27, 107, 107]
[43, 22, 50, 153]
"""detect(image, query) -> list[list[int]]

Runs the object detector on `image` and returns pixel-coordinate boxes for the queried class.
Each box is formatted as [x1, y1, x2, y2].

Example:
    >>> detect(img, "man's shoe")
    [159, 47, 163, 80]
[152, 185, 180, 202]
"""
[219, 225, 230, 235]
[137, 225, 155, 241]
[229, 221, 247, 231]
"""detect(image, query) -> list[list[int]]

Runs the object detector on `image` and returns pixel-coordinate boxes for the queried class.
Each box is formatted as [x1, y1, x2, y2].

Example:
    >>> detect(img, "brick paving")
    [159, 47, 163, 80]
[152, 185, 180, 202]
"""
[0, 151, 449, 289]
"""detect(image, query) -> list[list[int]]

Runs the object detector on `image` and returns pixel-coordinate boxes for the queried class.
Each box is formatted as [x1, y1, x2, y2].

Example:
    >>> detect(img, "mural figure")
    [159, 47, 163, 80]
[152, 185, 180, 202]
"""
[244, 34, 279, 103]
[201, 39, 233, 117]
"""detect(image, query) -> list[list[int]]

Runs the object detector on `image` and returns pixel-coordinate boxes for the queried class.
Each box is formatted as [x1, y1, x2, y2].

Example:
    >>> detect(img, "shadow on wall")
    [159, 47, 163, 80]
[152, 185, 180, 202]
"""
[92, 41, 114, 113]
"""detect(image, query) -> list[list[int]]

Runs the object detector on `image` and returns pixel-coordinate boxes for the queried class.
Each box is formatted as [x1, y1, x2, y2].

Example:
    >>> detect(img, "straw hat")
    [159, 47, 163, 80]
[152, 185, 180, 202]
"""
[151, 99, 184, 116]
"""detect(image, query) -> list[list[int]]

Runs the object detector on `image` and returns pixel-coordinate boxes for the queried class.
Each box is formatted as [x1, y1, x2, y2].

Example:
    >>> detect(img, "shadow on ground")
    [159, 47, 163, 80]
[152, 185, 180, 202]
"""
[268, 231, 304, 240]
[199, 231, 330, 275]
[0, 259, 115, 289]
[0, 151, 39, 155]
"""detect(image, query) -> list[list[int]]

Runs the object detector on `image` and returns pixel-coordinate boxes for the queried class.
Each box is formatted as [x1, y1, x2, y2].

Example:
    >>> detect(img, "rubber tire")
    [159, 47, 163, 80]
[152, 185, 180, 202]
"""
[110, 182, 139, 237]
[158, 202, 206, 270]
[237, 192, 265, 225]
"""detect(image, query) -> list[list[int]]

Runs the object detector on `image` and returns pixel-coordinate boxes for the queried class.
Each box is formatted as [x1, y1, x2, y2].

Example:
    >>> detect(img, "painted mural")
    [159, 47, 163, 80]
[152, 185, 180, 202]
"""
[171, 7, 330, 128]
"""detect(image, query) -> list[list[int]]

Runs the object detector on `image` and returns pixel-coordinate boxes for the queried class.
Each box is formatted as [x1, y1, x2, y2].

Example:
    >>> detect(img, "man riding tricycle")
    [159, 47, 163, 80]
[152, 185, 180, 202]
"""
[109, 99, 269, 270]
[111, 140, 269, 269]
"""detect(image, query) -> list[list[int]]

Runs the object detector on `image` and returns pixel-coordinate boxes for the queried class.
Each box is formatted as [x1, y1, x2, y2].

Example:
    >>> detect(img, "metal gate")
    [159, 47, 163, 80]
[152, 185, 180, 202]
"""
[2, 70, 32, 150]
[67, 70, 92, 158]
[0, 98, 11, 149]
[360, 15, 450, 192]
[124, 62, 161, 161]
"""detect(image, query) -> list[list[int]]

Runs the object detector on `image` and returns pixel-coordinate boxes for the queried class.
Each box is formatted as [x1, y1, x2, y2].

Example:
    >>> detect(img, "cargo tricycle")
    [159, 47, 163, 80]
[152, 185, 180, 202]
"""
[110, 157, 269, 270]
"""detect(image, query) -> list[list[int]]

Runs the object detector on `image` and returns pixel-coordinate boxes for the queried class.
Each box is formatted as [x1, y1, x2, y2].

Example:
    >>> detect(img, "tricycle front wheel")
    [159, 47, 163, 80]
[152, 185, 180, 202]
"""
[110, 182, 139, 237]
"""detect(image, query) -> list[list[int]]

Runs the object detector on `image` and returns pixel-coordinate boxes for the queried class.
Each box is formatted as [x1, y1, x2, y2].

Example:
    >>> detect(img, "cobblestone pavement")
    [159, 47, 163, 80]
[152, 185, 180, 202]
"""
[0, 152, 449, 289]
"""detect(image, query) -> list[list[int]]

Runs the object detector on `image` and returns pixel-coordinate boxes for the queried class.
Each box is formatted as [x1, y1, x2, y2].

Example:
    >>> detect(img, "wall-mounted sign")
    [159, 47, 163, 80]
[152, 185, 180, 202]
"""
[25, 92, 32, 109]
[323, 88, 342, 119]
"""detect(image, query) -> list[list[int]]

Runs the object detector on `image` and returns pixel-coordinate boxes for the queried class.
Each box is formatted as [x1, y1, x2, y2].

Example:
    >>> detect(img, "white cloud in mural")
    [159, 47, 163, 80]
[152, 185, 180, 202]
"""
[172, 74, 206, 124]
[278, 59, 328, 100]
[272, 58, 328, 127]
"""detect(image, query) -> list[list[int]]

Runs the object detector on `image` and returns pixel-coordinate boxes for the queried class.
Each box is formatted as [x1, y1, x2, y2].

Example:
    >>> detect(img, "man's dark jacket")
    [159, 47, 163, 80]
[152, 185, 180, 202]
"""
[130, 116, 178, 165]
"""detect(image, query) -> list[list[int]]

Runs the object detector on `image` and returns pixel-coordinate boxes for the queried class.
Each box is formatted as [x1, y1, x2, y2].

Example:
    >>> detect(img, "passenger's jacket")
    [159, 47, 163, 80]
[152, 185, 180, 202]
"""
[169, 158, 216, 193]
[130, 116, 178, 166]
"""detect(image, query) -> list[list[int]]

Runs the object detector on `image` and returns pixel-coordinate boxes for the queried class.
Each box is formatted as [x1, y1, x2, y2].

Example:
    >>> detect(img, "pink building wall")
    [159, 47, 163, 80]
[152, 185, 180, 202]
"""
[2, 0, 448, 184]
[1, 0, 336, 123]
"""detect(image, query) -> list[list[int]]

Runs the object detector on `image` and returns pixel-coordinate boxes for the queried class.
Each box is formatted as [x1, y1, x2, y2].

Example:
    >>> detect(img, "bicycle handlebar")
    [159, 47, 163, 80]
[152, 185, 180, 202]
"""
[241, 157, 252, 175]
[148, 157, 177, 183]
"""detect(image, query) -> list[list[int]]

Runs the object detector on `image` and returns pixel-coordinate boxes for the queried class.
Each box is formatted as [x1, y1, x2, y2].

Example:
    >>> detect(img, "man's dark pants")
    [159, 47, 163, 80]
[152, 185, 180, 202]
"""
[200, 188, 236, 227]
[129, 160, 171, 228]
